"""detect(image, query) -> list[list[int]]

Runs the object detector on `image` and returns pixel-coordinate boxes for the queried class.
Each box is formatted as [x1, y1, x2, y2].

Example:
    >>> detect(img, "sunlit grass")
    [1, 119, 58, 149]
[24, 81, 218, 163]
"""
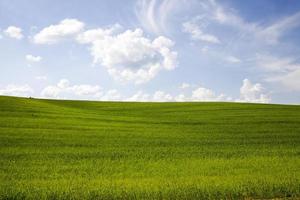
[0, 96, 299, 199]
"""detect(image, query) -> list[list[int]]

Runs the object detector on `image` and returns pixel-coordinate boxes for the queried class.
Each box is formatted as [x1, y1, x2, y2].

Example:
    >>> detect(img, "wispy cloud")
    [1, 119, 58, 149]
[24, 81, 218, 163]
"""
[226, 56, 241, 63]
[257, 12, 300, 45]
[181, 0, 300, 93]
[256, 54, 299, 72]
[35, 76, 48, 81]
[26, 54, 42, 63]
[260, 54, 300, 91]
[184, 0, 300, 45]
[182, 21, 220, 44]
[135, 0, 190, 35]
[273, 69, 300, 91]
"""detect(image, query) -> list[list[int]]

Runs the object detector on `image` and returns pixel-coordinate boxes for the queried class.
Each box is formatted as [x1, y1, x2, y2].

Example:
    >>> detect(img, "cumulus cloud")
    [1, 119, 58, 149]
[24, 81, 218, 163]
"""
[182, 21, 220, 44]
[100, 90, 122, 101]
[174, 94, 187, 102]
[41, 79, 101, 99]
[41, 85, 61, 98]
[126, 90, 174, 102]
[127, 79, 269, 103]
[4, 26, 23, 39]
[78, 27, 177, 84]
[33, 19, 85, 44]
[38, 78, 270, 103]
[76, 24, 122, 43]
[238, 79, 270, 103]
[26, 54, 42, 63]
[0, 84, 33, 97]
[57, 79, 70, 89]
[191, 87, 227, 101]
[126, 91, 151, 102]
[126, 86, 230, 102]
[153, 91, 173, 102]
[71, 84, 101, 96]
[177, 79, 268, 103]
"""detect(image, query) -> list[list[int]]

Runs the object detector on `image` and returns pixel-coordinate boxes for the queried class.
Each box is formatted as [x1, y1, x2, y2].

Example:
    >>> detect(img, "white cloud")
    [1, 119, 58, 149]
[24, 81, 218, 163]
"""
[127, 85, 230, 102]
[126, 80, 270, 103]
[257, 54, 298, 72]
[0, 84, 33, 97]
[256, 54, 300, 91]
[126, 90, 174, 102]
[179, 83, 191, 89]
[57, 79, 70, 89]
[79, 28, 177, 84]
[38, 78, 271, 103]
[126, 91, 150, 102]
[209, 0, 256, 32]
[26, 54, 42, 63]
[33, 19, 85, 44]
[175, 80, 270, 103]
[135, 0, 186, 35]
[191, 87, 226, 101]
[182, 21, 220, 44]
[238, 79, 270, 103]
[181, 1, 256, 44]
[41, 79, 101, 99]
[257, 12, 300, 45]
[41, 85, 61, 98]
[174, 94, 187, 102]
[226, 56, 241, 63]
[71, 84, 101, 96]
[4, 26, 23, 40]
[277, 69, 300, 91]
[181, 1, 299, 98]
[35, 76, 48, 81]
[267, 69, 300, 91]
[153, 91, 173, 102]
[185, 1, 300, 46]
[200, 46, 209, 53]
[76, 24, 122, 44]
[100, 90, 121, 101]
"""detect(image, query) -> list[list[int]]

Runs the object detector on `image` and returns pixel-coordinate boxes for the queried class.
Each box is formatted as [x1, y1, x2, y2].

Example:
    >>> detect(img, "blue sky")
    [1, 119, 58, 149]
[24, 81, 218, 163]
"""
[0, 0, 300, 103]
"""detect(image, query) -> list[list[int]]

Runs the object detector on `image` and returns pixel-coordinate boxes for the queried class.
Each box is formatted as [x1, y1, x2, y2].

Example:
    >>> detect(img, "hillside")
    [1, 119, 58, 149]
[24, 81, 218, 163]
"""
[0, 95, 299, 199]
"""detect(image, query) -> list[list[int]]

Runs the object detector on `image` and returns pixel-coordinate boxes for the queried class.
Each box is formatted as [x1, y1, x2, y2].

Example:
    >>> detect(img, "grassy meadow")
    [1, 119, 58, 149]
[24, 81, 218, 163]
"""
[0, 95, 299, 199]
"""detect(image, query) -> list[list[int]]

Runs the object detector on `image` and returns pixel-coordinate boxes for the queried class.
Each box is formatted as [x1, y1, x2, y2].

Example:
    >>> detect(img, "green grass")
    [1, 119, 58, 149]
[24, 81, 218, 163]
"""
[0, 95, 299, 199]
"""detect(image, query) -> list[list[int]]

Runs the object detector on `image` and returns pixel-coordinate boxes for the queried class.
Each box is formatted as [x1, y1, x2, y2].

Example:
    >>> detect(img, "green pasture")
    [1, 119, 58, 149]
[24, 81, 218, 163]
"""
[0, 96, 299, 199]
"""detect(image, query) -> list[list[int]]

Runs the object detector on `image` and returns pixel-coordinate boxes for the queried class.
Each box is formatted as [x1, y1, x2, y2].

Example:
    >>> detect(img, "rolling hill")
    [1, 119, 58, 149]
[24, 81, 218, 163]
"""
[0, 95, 299, 199]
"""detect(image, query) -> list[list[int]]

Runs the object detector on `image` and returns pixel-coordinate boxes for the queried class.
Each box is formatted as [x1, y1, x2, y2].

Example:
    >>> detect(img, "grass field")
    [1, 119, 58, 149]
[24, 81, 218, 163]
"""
[0, 95, 299, 199]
